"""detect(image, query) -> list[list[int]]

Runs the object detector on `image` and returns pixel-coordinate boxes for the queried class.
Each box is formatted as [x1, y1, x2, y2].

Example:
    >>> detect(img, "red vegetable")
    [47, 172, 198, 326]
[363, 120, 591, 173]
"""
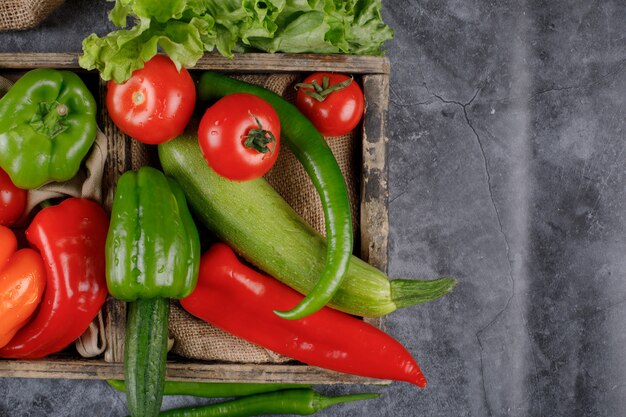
[106, 55, 195, 145]
[0, 226, 46, 348]
[0, 167, 27, 226]
[0, 198, 109, 358]
[295, 72, 364, 137]
[181, 243, 427, 387]
[198, 93, 280, 181]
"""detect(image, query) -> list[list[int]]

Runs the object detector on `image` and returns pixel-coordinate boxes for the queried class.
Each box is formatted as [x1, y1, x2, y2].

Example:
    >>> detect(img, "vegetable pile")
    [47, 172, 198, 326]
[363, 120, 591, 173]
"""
[0, 198, 109, 358]
[0, 4, 457, 414]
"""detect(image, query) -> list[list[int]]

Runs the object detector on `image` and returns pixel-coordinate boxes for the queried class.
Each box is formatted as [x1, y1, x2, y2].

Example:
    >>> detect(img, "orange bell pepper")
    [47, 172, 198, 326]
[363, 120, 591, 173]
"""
[0, 225, 46, 348]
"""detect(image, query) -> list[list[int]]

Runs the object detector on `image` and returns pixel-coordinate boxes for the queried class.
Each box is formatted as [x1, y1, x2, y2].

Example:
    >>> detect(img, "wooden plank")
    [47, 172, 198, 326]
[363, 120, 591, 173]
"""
[0, 359, 390, 385]
[0, 52, 389, 74]
[194, 53, 390, 74]
[360, 74, 390, 331]
[98, 79, 127, 363]
[360, 74, 390, 272]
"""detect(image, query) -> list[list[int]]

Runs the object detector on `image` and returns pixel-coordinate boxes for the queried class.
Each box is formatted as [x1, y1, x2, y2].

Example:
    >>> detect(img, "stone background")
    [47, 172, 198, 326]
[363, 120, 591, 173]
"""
[0, 0, 625, 416]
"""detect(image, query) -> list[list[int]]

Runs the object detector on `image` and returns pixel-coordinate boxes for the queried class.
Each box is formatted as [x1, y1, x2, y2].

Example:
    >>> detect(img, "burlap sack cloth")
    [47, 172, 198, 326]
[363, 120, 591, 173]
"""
[0, 0, 65, 31]
[168, 74, 361, 363]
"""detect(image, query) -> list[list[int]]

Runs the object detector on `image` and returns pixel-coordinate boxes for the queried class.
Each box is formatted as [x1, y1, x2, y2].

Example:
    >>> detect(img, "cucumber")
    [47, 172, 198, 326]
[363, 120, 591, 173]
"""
[158, 135, 456, 317]
[124, 298, 169, 417]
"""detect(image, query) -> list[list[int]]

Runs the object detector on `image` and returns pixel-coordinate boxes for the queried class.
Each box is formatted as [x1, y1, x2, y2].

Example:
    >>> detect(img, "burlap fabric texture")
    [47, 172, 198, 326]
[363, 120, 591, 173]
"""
[168, 73, 360, 363]
[0, 0, 65, 31]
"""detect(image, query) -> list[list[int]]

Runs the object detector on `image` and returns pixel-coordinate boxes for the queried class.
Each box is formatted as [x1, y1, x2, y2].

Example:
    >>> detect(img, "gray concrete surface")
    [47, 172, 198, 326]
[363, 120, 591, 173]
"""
[0, 0, 625, 416]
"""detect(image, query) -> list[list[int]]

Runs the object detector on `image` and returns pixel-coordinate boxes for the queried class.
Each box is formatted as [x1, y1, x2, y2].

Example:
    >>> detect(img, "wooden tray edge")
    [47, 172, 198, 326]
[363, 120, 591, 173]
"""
[0, 52, 390, 74]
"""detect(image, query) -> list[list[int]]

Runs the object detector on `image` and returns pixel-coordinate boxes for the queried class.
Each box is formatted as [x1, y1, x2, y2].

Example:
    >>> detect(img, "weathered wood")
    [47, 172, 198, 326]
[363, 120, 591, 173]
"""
[360, 74, 390, 271]
[0, 359, 390, 385]
[0, 52, 389, 74]
[98, 79, 127, 364]
[360, 74, 390, 331]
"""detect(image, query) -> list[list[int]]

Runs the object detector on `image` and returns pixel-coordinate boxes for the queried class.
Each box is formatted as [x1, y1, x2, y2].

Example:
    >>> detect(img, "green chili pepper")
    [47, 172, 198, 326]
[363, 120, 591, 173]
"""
[106, 166, 200, 417]
[197, 72, 353, 321]
[154, 389, 379, 417]
[0, 68, 97, 189]
[107, 379, 312, 398]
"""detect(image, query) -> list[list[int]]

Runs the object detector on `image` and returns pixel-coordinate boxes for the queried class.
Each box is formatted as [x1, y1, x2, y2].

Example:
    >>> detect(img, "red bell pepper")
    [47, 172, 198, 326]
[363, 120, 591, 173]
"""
[0, 168, 27, 227]
[181, 243, 428, 387]
[0, 198, 109, 358]
[0, 226, 46, 348]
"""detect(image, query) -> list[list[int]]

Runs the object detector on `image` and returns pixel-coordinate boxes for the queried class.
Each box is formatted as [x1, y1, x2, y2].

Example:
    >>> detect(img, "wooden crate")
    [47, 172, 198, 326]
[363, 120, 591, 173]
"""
[0, 53, 390, 384]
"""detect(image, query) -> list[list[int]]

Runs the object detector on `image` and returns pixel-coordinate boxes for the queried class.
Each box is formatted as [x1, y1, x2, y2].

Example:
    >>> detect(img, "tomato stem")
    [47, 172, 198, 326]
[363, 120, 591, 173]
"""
[56, 104, 68, 116]
[295, 76, 353, 102]
[132, 91, 145, 105]
[243, 113, 276, 155]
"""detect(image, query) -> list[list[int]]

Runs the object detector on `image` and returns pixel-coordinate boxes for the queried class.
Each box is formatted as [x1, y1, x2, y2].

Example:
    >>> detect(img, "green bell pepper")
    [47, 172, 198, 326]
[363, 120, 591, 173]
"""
[0, 68, 97, 189]
[106, 166, 200, 301]
[105, 166, 200, 417]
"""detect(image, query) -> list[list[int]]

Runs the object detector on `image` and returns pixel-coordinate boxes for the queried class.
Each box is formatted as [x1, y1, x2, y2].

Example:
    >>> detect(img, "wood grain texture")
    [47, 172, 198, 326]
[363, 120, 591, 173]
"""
[98, 79, 126, 364]
[360, 74, 390, 332]
[360, 74, 390, 271]
[0, 358, 390, 385]
[0, 52, 389, 74]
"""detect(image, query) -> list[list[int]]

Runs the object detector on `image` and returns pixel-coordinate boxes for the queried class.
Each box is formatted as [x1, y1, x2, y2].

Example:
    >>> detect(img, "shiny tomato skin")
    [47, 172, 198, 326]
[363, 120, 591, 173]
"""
[198, 93, 280, 182]
[106, 55, 195, 145]
[0, 168, 27, 226]
[295, 72, 364, 137]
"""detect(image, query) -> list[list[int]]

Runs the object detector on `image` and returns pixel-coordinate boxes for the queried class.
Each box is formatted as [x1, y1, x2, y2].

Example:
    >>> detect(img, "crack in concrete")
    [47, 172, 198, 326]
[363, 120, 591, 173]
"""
[389, 188, 410, 204]
[450, 90, 547, 416]
[490, 59, 626, 104]
[414, 81, 543, 415]
[389, 171, 424, 204]
[432, 89, 519, 417]
[592, 298, 626, 317]
[389, 94, 435, 108]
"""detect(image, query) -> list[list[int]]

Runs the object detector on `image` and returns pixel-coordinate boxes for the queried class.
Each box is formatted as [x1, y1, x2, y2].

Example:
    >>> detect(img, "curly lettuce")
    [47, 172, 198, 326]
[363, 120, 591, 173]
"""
[80, 0, 393, 83]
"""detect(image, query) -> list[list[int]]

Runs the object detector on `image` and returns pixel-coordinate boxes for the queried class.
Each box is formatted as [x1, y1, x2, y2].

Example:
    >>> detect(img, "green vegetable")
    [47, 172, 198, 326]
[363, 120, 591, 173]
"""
[198, 71, 353, 320]
[158, 135, 457, 317]
[106, 166, 199, 301]
[107, 379, 312, 398]
[106, 166, 200, 417]
[0, 68, 97, 189]
[155, 388, 379, 417]
[79, 0, 394, 83]
[125, 298, 170, 417]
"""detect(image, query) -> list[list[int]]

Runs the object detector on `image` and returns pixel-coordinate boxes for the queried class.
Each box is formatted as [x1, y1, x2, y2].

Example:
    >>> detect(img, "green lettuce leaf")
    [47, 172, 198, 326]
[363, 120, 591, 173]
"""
[248, 11, 339, 53]
[79, 17, 207, 83]
[80, 0, 393, 82]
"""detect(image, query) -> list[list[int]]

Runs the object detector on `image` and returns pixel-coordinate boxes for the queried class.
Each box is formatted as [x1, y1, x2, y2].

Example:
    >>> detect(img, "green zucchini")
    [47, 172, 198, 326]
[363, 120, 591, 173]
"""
[198, 71, 354, 321]
[124, 298, 169, 417]
[158, 135, 456, 317]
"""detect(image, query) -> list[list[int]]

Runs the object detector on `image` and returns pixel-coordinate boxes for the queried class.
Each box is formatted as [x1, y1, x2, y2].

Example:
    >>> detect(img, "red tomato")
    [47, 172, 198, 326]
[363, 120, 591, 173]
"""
[106, 55, 195, 145]
[198, 93, 280, 181]
[295, 72, 364, 137]
[0, 168, 27, 227]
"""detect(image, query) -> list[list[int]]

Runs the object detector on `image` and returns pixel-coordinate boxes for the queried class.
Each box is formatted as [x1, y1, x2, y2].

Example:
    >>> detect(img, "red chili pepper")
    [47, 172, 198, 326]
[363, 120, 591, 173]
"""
[0, 198, 109, 359]
[180, 243, 427, 388]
